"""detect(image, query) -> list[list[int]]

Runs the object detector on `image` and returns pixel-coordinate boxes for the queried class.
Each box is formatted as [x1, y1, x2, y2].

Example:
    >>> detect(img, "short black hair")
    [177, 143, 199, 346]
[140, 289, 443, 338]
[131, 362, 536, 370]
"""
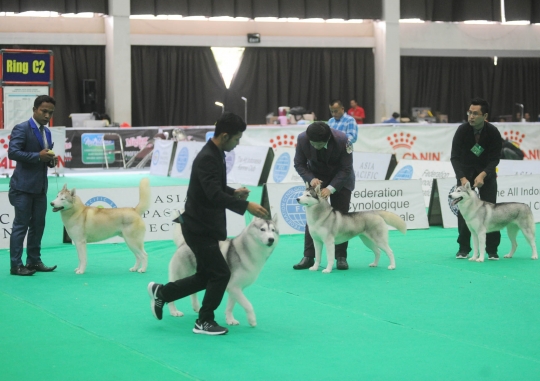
[329, 99, 343, 108]
[392, 112, 400, 118]
[214, 112, 246, 137]
[34, 95, 55, 108]
[470, 98, 490, 115]
[306, 122, 331, 142]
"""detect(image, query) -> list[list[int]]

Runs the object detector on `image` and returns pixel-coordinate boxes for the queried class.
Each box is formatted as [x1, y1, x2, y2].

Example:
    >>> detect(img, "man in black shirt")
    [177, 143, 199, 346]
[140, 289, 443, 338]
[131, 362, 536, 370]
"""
[450, 98, 502, 260]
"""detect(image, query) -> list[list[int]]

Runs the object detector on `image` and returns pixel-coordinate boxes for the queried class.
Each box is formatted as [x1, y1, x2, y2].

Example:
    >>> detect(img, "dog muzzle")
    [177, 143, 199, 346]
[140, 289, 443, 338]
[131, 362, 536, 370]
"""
[52, 206, 64, 212]
[450, 197, 462, 206]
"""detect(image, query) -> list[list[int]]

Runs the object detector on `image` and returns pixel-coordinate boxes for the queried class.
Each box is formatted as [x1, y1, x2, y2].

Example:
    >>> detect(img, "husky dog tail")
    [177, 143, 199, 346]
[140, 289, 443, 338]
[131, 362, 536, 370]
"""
[135, 178, 151, 215]
[375, 211, 407, 234]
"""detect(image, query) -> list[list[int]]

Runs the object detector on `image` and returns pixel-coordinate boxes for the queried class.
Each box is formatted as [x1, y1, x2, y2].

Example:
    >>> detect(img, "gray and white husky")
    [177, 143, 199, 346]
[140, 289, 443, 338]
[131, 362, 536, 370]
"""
[168, 214, 279, 327]
[297, 183, 407, 273]
[449, 181, 538, 262]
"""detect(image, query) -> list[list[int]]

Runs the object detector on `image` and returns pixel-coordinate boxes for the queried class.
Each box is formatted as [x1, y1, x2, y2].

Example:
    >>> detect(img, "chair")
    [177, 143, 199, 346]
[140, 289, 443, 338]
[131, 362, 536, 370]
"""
[102, 133, 126, 169]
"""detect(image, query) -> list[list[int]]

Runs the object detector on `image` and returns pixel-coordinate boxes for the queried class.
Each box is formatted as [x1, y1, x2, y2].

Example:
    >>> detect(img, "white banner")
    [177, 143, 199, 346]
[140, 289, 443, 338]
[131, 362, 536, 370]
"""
[267, 147, 391, 184]
[237, 123, 540, 162]
[0, 127, 66, 176]
[72, 184, 246, 243]
[0, 191, 12, 249]
[169, 141, 205, 179]
[265, 180, 428, 235]
[391, 160, 455, 207]
[150, 139, 175, 176]
[225, 145, 272, 186]
[497, 159, 540, 176]
[435, 175, 540, 229]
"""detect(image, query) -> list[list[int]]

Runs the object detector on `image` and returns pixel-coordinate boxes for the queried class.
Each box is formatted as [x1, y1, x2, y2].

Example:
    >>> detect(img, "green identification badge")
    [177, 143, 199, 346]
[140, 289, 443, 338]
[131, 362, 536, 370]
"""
[471, 143, 484, 156]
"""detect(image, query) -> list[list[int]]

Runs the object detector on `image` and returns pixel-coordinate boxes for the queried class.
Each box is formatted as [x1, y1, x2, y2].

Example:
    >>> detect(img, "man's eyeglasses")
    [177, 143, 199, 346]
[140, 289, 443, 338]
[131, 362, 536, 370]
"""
[466, 111, 483, 117]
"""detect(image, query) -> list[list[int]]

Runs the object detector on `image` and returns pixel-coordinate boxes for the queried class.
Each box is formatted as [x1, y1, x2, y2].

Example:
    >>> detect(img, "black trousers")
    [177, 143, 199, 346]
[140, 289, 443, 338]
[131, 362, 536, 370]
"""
[304, 188, 352, 258]
[160, 224, 231, 323]
[457, 177, 501, 254]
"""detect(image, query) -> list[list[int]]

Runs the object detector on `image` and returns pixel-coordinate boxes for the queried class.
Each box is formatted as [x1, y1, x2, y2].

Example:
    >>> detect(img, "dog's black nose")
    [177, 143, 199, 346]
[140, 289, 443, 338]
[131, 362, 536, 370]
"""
[268, 237, 274, 243]
[296, 198, 300, 202]
[50, 202, 54, 206]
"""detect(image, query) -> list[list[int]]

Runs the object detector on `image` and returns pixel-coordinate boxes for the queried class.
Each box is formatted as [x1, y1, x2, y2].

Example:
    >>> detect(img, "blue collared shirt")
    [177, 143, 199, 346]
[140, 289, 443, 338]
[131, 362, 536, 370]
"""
[328, 113, 358, 143]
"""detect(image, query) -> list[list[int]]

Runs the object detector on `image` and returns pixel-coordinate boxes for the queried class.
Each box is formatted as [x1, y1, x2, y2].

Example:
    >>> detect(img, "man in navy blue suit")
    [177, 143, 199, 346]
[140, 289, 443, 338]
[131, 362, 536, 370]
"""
[8, 95, 58, 276]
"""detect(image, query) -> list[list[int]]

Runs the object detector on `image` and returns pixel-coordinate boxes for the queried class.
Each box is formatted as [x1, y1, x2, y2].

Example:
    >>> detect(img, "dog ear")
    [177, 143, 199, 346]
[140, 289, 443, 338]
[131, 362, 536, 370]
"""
[62, 184, 67, 190]
[314, 184, 321, 195]
[272, 213, 279, 226]
[464, 181, 471, 190]
[305, 181, 310, 190]
[71, 188, 76, 197]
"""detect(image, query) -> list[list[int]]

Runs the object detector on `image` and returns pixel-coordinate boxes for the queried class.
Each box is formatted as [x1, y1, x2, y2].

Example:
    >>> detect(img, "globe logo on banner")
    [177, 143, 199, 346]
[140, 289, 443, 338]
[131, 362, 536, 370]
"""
[175, 147, 189, 173]
[225, 151, 235, 174]
[273, 153, 290, 183]
[447, 185, 460, 216]
[152, 149, 160, 166]
[392, 165, 413, 180]
[85, 196, 117, 209]
[281, 185, 307, 232]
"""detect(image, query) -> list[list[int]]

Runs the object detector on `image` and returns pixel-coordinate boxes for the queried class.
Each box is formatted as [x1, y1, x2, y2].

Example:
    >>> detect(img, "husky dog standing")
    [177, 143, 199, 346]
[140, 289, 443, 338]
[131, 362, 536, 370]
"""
[50, 178, 151, 274]
[449, 182, 537, 262]
[168, 215, 279, 327]
[297, 183, 406, 273]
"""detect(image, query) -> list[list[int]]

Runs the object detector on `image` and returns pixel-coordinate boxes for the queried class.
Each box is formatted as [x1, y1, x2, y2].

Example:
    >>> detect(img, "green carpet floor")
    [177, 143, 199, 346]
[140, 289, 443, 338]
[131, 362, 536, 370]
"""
[1, 174, 540, 380]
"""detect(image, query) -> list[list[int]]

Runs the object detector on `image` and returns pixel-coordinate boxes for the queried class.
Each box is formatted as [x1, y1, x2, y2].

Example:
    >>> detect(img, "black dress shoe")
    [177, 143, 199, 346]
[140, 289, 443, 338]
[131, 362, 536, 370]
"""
[336, 257, 349, 270]
[10, 266, 36, 276]
[26, 262, 57, 272]
[293, 257, 315, 270]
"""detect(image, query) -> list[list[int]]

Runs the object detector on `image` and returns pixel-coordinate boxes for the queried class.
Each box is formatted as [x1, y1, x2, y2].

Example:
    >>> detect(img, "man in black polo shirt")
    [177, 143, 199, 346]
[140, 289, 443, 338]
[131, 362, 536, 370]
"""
[450, 98, 502, 260]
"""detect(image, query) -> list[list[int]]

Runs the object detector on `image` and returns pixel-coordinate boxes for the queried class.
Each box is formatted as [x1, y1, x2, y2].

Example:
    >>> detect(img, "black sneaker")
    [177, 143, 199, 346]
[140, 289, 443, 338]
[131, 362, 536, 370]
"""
[147, 282, 164, 320]
[456, 251, 469, 259]
[488, 253, 499, 261]
[193, 319, 228, 335]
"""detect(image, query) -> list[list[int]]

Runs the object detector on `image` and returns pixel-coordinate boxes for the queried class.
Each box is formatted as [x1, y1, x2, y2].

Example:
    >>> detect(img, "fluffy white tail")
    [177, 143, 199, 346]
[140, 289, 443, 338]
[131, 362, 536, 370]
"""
[376, 211, 407, 234]
[135, 178, 151, 215]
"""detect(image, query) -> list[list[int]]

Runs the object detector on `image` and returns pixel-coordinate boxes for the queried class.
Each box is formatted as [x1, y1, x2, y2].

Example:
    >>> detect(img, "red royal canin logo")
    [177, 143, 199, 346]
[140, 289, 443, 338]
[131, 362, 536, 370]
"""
[387, 132, 441, 161]
[269, 134, 297, 150]
[504, 130, 540, 160]
[0, 135, 16, 169]
[0, 135, 10, 150]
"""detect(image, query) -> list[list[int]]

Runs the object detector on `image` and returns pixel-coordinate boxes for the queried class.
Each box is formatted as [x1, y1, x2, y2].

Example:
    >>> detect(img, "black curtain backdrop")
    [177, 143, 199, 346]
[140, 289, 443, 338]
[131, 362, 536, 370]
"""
[225, 47, 375, 125]
[1, 44, 106, 127]
[131, 46, 227, 126]
[492, 58, 540, 122]
[0, 1, 108, 13]
[401, 56, 495, 123]
[130, 0, 383, 20]
[400, 0, 501, 22]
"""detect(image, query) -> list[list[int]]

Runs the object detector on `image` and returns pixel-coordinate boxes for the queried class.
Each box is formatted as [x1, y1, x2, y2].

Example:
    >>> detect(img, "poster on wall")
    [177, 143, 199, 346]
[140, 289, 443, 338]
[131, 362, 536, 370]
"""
[2, 86, 49, 130]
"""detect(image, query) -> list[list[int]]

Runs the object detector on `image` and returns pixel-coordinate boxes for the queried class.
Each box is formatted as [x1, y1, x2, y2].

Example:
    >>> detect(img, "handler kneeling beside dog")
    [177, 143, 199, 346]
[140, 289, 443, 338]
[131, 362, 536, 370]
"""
[147, 112, 269, 336]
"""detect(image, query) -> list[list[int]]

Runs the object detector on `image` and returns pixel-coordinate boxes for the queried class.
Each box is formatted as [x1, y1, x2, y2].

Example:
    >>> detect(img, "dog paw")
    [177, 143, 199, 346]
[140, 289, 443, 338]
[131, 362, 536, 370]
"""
[322, 268, 332, 273]
[476, 258, 484, 262]
[137, 268, 146, 273]
[75, 268, 84, 274]
[170, 311, 184, 317]
[369, 262, 377, 267]
[226, 318, 240, 326]
[248, 320, 257, 327]
[504, 254, 512, 258]
[532, 255, 538, 260]
[309, 266, 319, 271]
[387, 265, 395, 270]
[129, 267, 137, 272]
[468, 257, 476, 261]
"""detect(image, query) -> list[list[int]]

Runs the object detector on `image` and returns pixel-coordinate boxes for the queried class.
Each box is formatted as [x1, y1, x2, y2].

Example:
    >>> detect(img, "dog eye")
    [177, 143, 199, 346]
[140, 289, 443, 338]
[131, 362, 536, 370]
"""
[260, 228, 266, 232]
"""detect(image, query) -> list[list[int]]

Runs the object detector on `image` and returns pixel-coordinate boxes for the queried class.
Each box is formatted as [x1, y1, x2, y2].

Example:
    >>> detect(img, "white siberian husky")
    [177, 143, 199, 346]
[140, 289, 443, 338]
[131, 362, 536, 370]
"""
[168, 214, 279, 327]
[297, 183, 406, 273]
[50, 178, 151, 274]
[449, 181, 537, 262]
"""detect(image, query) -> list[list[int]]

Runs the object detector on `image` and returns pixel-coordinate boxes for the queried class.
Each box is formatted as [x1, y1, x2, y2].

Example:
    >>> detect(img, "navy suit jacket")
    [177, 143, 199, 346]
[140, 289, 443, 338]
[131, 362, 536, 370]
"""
[8, 119, 54, 194]
[182, 140, 248, 241]
[294, 129, 355, 192]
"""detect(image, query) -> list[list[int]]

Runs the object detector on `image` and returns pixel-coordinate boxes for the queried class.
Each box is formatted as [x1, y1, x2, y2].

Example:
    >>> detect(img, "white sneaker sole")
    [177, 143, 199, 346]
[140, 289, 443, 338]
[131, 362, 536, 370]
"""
[192, 327, 228, 335]
[147, 282, 162, 320]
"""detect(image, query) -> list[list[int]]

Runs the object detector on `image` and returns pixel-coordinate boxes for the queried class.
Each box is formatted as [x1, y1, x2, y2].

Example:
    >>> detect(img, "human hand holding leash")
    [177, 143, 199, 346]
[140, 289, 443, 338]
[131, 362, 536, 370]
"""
[247, 202, 270, 219]
[234, 187, 250, 200]
[473, 172, 486, 188]
[310, 178, 322, 188]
